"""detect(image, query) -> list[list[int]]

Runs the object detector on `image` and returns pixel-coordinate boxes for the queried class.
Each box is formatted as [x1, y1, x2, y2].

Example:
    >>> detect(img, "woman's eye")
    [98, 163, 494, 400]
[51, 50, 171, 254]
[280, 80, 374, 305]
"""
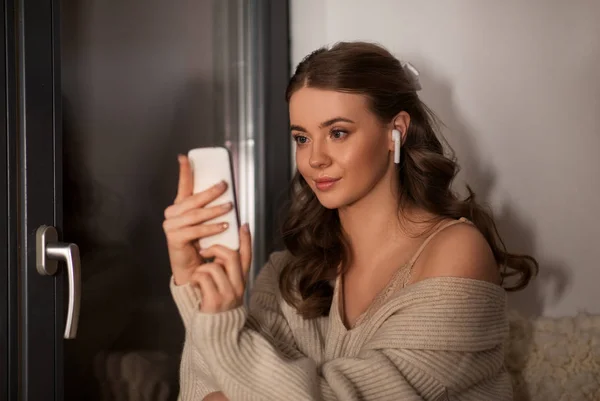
[331, 130, 348, 140]
[293, 135, 309, 144]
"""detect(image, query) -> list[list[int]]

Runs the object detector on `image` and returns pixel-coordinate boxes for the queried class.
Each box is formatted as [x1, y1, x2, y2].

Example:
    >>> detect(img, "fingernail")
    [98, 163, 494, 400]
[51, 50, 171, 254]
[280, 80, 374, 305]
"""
[220, 222, 229, 230]
[221, 202, 233, 210]
[177, 154, 185, 163]
[215, 180, 226, 190]
[242, 223, 250, 232]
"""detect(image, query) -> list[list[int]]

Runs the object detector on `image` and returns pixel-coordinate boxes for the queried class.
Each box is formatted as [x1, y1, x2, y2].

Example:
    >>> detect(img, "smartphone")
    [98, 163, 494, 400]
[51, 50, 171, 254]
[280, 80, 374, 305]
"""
[187, 147, 240, 251]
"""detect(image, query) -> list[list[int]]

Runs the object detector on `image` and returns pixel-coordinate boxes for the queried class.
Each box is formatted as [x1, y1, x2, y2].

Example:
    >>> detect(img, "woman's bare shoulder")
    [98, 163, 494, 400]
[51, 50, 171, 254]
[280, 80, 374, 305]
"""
[413, 222, 501, 285]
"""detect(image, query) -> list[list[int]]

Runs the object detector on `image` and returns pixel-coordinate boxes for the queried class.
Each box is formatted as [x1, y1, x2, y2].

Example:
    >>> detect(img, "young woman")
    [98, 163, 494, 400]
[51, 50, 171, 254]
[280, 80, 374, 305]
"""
[163, 42, 537, 401]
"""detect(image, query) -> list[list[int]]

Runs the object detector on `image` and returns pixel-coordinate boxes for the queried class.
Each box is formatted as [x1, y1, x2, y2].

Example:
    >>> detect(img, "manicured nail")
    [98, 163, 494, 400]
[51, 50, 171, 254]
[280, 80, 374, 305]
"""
[220, 222, 229, 230]
[221, 202, 233, 210]
[242, 223, 250, 232]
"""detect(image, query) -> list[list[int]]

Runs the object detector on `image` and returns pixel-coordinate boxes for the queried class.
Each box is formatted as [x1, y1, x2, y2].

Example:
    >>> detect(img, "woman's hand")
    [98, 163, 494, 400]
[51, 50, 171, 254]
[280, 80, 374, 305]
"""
[189, 223, 252, 313]
[163, 155, 234, 285]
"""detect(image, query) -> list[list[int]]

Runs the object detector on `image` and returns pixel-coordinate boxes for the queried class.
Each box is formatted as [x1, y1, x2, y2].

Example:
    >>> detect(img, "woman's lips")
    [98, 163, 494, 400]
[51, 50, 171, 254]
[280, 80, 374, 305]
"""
[314, 177, 340, 191]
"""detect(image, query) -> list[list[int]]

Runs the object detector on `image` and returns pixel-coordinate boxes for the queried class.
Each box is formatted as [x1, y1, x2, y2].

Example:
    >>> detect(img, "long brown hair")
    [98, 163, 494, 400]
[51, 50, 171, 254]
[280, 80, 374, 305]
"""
[280, 42, 538, 319]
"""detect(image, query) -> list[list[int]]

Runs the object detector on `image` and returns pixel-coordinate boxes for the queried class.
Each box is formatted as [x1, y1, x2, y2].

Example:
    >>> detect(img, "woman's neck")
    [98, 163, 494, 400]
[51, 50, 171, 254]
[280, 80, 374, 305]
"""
[338, 177, 406, 267]
[337, 174, 438, 271]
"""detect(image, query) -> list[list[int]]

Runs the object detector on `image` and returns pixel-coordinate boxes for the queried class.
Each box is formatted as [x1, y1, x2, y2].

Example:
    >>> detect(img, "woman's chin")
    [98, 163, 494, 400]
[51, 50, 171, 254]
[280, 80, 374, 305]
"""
[314, 193, 346, 210]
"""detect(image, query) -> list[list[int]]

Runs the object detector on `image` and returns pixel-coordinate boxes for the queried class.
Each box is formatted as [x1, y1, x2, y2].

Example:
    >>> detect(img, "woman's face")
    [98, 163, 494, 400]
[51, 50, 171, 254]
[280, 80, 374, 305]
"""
[289, 87, 394, 210]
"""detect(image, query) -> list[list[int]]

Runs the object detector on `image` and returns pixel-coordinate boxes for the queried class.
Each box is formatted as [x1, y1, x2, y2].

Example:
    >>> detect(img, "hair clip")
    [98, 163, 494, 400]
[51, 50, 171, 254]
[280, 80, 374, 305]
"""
[400, 61, 422, 91]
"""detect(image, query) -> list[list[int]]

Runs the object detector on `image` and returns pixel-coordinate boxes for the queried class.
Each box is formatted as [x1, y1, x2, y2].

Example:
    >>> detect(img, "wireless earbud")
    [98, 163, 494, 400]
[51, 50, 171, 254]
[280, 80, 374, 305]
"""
[392, 129, 401, 164]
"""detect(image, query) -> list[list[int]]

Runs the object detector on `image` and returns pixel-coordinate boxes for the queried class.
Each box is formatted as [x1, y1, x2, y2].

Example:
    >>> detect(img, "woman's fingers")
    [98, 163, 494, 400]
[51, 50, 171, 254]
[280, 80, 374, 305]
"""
[239, 224, 252, 279]
[191, 263, 237, 311]
[200, 244, 246, 297]
[191, 270, 219, 308]
[167, 223, 229, 249]
[163, 202, 233, 232]
[165, 180, 228, 219]
[174, 155, 193, 204]
[197, 264, 235, 294]
[181, 221, 253, 314]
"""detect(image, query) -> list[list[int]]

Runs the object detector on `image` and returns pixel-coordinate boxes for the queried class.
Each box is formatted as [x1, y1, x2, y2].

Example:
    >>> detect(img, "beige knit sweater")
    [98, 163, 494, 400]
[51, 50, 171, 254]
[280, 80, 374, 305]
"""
[171, 251, 512, 401]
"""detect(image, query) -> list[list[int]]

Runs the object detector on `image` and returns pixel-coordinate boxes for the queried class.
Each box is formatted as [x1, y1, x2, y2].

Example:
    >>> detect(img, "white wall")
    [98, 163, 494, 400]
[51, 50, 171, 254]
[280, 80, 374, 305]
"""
[290, 0, 600, 317]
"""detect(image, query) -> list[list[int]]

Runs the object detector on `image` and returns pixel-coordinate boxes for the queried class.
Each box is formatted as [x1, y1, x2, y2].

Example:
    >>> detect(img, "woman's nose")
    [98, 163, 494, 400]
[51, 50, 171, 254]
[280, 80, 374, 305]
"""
[308, 143, 331, 169]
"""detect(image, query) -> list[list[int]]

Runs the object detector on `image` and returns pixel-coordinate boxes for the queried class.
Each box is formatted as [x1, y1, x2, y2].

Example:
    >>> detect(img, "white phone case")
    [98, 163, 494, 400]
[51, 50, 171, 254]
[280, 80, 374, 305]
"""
[187, 147, 240, 251]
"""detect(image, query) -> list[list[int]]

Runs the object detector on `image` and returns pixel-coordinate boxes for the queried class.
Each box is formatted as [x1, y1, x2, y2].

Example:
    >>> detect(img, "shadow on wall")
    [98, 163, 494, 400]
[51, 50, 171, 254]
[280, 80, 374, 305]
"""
[413, 60, 571, 318]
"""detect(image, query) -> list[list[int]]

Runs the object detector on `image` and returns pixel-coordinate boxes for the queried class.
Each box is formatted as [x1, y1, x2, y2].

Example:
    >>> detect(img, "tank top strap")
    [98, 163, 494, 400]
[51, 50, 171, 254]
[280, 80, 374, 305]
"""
[406, 217, 471, 268]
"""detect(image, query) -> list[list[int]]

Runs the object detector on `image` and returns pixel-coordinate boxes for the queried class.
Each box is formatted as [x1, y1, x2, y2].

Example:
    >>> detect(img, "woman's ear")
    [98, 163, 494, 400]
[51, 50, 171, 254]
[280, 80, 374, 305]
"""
[390, 111, 410, 144]
[388, 111, 410, 152]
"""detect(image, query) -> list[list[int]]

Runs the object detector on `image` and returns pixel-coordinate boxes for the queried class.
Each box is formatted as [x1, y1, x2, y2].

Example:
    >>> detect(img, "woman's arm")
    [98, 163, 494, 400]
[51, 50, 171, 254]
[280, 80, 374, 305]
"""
[171, 281, 220, 400]
[172, 251, 304, 400]
[163, 154, 239, 399]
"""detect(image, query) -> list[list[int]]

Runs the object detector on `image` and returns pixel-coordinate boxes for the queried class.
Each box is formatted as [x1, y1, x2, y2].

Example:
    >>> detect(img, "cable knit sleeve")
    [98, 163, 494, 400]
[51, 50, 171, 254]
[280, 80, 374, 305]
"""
[170, 251, 304, 400]
[185, 277, 512, 401]
[171, 279, 219, 400]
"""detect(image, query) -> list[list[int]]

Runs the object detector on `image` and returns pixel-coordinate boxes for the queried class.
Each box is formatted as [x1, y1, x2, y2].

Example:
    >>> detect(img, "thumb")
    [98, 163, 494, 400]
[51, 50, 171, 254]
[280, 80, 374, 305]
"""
[239, 223, 252, 281]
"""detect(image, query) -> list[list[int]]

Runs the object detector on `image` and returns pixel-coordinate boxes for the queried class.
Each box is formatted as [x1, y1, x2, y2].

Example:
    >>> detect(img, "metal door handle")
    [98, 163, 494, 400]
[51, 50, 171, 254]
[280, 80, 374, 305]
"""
[36, 225, 81, 339]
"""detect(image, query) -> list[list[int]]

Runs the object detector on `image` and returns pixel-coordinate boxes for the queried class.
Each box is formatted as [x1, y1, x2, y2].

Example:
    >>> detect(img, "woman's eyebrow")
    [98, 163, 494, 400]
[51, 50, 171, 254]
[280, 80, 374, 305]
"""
[319, 117, 355, 128]
[290, 117, 356, 132]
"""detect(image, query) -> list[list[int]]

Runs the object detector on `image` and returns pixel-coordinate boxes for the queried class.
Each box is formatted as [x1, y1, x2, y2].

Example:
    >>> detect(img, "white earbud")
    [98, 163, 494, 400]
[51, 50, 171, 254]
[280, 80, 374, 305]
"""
[392, 129, 401, 164]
